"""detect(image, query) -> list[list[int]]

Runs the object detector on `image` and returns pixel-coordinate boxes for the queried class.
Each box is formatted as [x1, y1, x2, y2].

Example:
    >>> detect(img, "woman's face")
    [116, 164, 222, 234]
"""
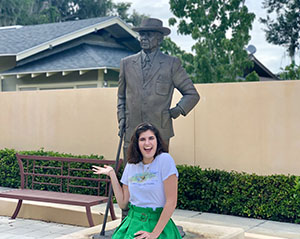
[138, 129, 157, 162]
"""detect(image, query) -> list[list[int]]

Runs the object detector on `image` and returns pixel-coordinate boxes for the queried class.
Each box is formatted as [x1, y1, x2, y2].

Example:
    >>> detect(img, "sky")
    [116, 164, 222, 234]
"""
[114, 0, 299, 74]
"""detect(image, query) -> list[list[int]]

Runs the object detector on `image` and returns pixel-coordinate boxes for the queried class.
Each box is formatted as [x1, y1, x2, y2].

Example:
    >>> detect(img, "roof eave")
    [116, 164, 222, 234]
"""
[250, 54, 280, 81]
[0, 66, 119, 78]
[16, 17, 138, 61]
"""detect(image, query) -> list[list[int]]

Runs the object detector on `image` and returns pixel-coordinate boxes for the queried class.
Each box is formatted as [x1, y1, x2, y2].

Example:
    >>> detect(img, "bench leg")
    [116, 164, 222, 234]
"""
[86, 206, 94, 227]
[11, 200, 23, 219]
[109, 200, 117, 220]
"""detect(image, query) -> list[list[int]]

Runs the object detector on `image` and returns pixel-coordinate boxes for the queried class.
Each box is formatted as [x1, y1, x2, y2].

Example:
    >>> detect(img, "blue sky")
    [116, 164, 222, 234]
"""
[114, 0, 299, 74]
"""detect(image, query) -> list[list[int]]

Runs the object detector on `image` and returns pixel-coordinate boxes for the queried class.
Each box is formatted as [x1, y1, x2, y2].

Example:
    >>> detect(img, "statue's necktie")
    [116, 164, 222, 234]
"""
[142, 54, 151, 82]
[143, 54, 151, 68]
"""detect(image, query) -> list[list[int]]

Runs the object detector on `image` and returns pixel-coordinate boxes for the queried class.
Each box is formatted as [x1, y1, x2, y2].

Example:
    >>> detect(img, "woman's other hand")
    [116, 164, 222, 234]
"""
[134, 231, 158, 239]
[92, 165, 114, 176]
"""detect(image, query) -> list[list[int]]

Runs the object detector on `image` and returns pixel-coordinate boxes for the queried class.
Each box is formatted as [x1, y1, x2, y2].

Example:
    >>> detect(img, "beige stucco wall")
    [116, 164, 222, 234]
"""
[0, 88, 119, 158]
[194, 81, 300, 175]
[0, 80, 300, 176]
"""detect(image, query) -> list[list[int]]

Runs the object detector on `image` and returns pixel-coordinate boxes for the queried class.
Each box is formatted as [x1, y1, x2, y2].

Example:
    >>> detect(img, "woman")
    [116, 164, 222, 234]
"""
[92, 122, 181, 239]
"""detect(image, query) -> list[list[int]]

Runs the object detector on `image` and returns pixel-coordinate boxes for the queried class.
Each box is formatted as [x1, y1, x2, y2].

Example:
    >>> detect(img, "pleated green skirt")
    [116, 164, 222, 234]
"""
[112, 204, 182, 239]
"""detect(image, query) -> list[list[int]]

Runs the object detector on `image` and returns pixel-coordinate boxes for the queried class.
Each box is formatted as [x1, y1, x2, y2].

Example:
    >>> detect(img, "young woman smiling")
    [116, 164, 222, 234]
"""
[92, 122, 181, 239]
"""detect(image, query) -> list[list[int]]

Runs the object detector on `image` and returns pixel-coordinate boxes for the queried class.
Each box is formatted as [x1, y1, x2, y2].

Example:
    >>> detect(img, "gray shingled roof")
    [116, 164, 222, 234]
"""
[0, 16, 115, 55]
[2, 44, 133, 74]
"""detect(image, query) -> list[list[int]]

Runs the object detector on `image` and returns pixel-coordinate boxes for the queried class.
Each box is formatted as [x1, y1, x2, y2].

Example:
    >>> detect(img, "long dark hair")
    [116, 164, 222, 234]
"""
[127, 122, 168, 164]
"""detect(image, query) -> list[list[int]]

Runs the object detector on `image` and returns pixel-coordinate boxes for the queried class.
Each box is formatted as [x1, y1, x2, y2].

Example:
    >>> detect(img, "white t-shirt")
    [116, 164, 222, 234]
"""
[121, 153, 179, 210]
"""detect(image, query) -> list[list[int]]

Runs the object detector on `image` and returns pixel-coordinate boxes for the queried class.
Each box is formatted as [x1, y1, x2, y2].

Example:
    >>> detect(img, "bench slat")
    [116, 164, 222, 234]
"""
[23, 172, 110, 182]
[0, 189, 108, 207]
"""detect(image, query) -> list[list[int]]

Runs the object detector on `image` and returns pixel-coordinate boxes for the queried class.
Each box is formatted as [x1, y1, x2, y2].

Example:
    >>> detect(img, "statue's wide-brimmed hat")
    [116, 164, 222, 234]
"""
[132, 18, 171, 36]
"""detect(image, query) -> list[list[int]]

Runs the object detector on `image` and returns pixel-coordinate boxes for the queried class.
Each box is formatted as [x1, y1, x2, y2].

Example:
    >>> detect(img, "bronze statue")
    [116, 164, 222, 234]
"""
[118, 18, 200, 159]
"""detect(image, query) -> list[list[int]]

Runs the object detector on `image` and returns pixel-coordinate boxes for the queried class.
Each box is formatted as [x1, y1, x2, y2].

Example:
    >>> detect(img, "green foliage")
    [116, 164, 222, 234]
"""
[260, 0, 300, 63]
[168, 0, 256, 83]
[0, 148, 104, 192]
[72, 0, 113, 20]
[0, 148, 20, 188]
[279, 63, 300, 80]
[0, 0, 147, 27]
[113, 2, 148, 27]
[161, 37, 195, 76]
[0, 0, 71, 25]
[0, 0, 20, 26]
[177, 165, 300, 223]
[245, 71, 260, 82]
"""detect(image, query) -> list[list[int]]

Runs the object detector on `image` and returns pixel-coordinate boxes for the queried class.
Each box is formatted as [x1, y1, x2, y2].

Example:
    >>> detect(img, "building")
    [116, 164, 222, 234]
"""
[0, 16, 140, 91]
[245, 54, 280, 81]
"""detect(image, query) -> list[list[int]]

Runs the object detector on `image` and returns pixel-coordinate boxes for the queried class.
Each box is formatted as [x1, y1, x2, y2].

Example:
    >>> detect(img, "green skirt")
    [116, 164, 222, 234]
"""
[112, 204, 182, 239]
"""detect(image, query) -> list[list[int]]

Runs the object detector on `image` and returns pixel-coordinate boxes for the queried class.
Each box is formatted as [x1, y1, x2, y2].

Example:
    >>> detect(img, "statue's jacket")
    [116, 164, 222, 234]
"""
[118, 50, 200, 143]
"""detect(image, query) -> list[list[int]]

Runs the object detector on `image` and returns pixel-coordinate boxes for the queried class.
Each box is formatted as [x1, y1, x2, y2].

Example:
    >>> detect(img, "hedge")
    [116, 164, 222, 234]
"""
[0, 148, 105, 192]
[177, 165, 300, 223]
[1, 148, 300, 223]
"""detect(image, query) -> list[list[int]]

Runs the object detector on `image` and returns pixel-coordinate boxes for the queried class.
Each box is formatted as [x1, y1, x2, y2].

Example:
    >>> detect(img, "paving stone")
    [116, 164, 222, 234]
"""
[247, 221, 300, 239]
[9, 235, 36, 239]
[0, 216, 85, 239]
[195, 212, 266, 230]
[6, 226, 37, 235]
[41, 233, 67, 239]
[0, 233, 19, 239]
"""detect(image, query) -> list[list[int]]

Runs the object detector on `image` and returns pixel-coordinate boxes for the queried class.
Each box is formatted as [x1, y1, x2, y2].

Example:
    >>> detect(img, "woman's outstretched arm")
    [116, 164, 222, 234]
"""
[92, 165, 129, 209]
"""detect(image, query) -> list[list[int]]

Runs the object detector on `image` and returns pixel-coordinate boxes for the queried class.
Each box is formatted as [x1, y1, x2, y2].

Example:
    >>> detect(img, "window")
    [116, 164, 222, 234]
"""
[17, 81, 100, 91]
[76, 84, 98, 89]
[19, 87, 38, 91]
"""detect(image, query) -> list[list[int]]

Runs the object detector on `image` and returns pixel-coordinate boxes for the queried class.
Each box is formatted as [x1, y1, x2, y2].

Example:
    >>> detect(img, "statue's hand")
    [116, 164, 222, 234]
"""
[170, 106, 182, 119]
[118, 118, 125, 137]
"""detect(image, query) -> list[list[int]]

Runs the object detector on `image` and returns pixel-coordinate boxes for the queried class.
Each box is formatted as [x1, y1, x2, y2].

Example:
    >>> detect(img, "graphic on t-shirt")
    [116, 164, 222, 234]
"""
[129, 171, 158, 184]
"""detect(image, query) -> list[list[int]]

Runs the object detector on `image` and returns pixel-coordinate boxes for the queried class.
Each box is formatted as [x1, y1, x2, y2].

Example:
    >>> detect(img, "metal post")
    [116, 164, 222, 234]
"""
[93, 129, 124, 239]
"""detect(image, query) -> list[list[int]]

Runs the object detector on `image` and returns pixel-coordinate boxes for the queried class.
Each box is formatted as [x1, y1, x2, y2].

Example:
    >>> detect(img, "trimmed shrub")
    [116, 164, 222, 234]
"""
[0, 148, 20, 188]
[177, 165, 300, 223]
[0, 148, 104, 191]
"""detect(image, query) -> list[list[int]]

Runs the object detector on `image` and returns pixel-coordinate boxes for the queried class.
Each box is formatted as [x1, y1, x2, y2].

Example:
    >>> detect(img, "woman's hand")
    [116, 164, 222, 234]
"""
[134, 231, 158, 239]
[92, 165, 114, 176]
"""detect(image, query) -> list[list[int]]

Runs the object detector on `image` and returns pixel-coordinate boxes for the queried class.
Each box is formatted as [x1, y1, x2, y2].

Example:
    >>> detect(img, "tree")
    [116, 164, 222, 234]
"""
[279, 63, 300, 80]
[113, 2, 148, 26]
[0, 0, 21, 26]
[18, 1, 63, 25]
[260, 0, 300, 64]
[161, 37, 195, 76]
[72, 0, 113, 20]
[168, 0, 257, 83]
[0, 0, 72, 26]
[0, 0, 146, 27]
[128, 9, 147, 26]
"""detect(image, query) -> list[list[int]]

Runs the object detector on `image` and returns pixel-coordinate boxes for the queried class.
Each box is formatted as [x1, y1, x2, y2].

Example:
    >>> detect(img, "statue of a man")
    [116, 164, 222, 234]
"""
[118, 18, 200, 158]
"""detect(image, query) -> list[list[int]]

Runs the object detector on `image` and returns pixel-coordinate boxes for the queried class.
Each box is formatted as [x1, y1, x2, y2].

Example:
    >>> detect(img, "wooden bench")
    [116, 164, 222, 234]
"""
[0, 153, 122, 227]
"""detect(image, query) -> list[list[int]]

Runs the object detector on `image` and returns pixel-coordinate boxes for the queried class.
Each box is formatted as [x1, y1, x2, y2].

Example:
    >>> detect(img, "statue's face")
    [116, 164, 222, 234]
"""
[139, 31, 162, 53]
